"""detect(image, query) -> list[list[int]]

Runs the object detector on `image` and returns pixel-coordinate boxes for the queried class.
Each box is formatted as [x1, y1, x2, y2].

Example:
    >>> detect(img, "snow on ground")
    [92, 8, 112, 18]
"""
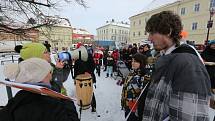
[0, 60, 125, 121]
[64, 71, 125, 121]
[0, 57, 214, 121]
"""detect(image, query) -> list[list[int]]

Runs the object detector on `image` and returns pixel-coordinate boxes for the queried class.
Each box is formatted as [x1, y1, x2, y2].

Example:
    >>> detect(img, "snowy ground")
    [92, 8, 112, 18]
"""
[0, 62, 125, 121]
[0, 60, 215, 121]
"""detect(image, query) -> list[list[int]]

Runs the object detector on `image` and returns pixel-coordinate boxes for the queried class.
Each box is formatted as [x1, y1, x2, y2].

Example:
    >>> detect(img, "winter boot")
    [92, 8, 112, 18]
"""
[106, 74, 109, 78]
[120, 78, 125, 86]
[111, 74, 113, 77]
[91, 107, 96, 112]
[116, 80, 121, 85]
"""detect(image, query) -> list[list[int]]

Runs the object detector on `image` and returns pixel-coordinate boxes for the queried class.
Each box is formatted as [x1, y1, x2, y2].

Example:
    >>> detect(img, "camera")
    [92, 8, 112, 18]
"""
[58, 52, 71, 65]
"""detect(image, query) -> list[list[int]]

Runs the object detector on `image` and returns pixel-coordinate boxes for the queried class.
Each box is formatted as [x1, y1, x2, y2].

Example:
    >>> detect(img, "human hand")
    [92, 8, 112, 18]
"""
[55, 59, 64, 69]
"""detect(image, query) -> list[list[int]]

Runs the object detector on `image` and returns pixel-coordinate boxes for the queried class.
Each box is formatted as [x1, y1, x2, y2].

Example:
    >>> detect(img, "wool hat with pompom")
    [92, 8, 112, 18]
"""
[19, 43, 47, 60]
[3, 58, 52, 83]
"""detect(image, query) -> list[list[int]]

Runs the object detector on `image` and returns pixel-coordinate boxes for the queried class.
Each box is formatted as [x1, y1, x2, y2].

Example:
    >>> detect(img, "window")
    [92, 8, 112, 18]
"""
[133, 21, 136, 26]
[111, 36, 116, 40]
[133, 32, 135, 37]
[192, 22, 198, 30]
[112, 29, 113, 33]
[181, 7, 186, 15]
[118, 37, 121, 41]
[139, 20, 141, 25]
[211, 0, 215, 7]
[138, 31, 141, 36]
[194, 3, 200, 12]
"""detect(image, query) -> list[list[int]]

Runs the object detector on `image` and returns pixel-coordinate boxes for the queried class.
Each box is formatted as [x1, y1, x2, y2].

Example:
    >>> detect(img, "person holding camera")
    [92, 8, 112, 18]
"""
[14, 43, 70, 94]
[1, 58, 79, 121]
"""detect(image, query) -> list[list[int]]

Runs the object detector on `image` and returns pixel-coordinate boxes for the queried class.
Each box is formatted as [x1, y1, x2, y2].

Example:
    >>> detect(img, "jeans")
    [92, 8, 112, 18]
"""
[107, 66, 113, 76]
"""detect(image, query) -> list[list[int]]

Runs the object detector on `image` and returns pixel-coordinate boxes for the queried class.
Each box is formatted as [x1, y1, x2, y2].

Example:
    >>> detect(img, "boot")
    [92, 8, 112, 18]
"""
[111, 74, 113, 77]
[116, 80, 121, 85]
[91, 107, 96, 112]
[106, 73, 109, 78]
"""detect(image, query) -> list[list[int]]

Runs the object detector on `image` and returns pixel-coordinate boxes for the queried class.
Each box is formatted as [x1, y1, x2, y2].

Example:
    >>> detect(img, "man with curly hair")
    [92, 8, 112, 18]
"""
[142, 11, 211, 121]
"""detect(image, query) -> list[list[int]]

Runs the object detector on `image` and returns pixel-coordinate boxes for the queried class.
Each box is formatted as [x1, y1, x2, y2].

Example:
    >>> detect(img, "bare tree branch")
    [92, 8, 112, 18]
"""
[0, 0, 87, 38]
[17, 0, 51, 7]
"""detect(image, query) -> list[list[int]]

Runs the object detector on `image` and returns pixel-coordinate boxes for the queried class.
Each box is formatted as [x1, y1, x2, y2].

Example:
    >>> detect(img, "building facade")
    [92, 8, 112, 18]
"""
[129, 0, 215, 44]
[72, 28, 94, 44]
[96, 20, 130, 47]
[38, 17, 73, 51]
[0, 28, 39, 42]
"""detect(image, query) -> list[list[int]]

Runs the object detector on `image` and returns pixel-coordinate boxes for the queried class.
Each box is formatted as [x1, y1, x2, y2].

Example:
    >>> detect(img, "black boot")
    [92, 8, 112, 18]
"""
[106, 73, 109, 78]
[91, 107, 96, 112]
[111, 74, 113, 77]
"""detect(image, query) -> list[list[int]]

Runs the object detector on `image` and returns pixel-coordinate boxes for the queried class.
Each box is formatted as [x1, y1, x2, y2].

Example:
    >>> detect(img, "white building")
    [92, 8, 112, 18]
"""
[96, 19, 130, 47]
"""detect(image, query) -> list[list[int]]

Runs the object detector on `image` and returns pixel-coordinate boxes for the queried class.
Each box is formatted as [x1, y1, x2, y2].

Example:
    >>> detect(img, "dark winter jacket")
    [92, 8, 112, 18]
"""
[201, 46, 215, 88]
[106, 56, 115, 66]
[74, 53, 96, 83]
[0, 90, 79, 121]
[143, 50, 152, 57]
[142, 44, 211, 121]
[50, 62, 71, 92]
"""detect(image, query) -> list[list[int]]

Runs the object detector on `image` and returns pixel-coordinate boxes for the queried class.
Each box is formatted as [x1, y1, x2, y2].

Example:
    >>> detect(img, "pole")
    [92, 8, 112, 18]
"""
[125, 82, 149, 121]
[206, 13, 212, 44]
[206, 7, 214, 44]
[5, 79, 13, 99]
[6, 86, 13, 99]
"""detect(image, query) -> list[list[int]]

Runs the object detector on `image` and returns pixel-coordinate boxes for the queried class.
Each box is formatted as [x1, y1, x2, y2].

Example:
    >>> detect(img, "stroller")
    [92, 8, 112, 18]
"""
[113, 60, 130, 84]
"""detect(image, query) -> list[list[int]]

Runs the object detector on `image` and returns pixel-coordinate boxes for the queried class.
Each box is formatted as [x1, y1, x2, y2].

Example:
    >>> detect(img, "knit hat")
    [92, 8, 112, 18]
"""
[20, 43, 47, 60]
[3, 58, 52, 83]
[132, 53, 147, 67]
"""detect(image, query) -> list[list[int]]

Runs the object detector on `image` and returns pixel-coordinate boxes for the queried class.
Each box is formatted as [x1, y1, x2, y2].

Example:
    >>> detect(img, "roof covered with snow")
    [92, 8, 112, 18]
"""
[73, 28, 91, 35]
[97, 20, 130, 30]
[131, 0, 181, 18]
[141, 0, 180, 12]
[110, 22, 130, 28]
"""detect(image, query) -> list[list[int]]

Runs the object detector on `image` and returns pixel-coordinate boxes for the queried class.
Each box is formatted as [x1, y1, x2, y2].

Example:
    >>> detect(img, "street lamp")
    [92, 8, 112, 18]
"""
[206, 7, 215, 44]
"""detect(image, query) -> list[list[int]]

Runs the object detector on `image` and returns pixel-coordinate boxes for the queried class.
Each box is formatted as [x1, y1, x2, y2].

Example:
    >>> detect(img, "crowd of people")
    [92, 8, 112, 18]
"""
[0, 10, 215, 121]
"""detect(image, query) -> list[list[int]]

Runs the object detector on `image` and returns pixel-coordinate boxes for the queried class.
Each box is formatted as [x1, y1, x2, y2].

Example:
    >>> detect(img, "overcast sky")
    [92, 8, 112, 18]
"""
[52, 0, 154, 35]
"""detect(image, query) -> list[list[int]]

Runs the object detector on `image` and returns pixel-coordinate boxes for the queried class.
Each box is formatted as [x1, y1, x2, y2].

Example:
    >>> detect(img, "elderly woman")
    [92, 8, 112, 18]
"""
[15, 43, 70, 93]
[0, 58, 79, 121]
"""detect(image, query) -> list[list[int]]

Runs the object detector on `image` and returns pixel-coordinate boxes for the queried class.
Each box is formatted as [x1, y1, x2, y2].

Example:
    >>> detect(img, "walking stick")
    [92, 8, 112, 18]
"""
[125, 82, 149, 121]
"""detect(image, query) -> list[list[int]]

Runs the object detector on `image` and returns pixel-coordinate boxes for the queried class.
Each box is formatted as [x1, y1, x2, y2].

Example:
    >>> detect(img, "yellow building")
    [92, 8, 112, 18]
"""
[96, 19, 130, 47]
[38, 17, 73, 51]
[129, 0, 215, 44]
